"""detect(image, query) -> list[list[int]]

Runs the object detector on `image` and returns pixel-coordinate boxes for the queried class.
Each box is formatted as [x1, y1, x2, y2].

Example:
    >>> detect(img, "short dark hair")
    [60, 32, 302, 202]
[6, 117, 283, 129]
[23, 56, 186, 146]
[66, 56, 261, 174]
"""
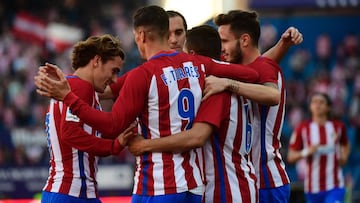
[311, 92, 333, 107]
[214, 10, 260, 47]
[133, 5, 169, 40]
[71, 34, 125, 70]
[309, 92, 333, 118]
[166, 10, 187, 31]
[185, 25, 221, 60]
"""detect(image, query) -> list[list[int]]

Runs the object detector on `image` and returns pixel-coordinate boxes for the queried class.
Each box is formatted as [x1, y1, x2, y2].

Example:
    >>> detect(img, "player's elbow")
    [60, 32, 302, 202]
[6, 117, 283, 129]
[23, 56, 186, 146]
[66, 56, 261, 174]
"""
[60, 131, 73, 146]
[287, 152, 297, 164]
[192, 139, 207, 149]
[267, 90, 280, 106]
[287, 156, 294, 164]
[255, 88, 280, 106]
[184, 123, 212, 149]
[187, 134, 208, 149]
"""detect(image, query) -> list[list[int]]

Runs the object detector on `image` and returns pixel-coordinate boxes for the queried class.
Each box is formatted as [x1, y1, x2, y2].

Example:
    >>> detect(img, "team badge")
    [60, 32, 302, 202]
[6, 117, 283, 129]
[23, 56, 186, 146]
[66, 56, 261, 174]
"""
[65, 107, 80, 122]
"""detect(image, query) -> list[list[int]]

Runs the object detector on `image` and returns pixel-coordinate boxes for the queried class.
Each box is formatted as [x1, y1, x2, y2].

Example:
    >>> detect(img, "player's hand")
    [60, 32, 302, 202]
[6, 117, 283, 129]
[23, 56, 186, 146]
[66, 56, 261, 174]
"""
[34, 63, 70, 100]
[306, 145, 319, 157]
[44, 63, 62, 80]
[117, 121, 138, 147]
[338, 153, 348, 166]
[338, 145, 350, 166]
[203, 76, 228, 101]
[127, 135, 146, 156]
[281, 27, 303, 46]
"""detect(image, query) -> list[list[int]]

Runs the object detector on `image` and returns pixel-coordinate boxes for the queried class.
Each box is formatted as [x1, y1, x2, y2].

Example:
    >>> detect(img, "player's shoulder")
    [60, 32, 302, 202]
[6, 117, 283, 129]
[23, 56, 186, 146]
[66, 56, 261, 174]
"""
[297, 119, 312, 128]
[66, 75, 94, 100]
[329, 119, 346, 127]
[176, 52, 216, 64]
[66, 75, 92, 90]
[253, 56, 282, 71]
[146, 52, 212, 69]
[205, 91, 231, 102]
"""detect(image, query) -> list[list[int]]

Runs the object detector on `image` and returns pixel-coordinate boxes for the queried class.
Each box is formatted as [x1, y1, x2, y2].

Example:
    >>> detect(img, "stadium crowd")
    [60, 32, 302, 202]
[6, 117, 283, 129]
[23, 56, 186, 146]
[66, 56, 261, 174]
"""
[0, 0, 359, 200]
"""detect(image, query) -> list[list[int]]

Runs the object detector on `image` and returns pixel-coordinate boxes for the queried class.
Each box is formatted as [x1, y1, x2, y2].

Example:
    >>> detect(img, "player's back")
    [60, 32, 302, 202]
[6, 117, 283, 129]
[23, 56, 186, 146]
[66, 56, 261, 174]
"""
[130, 51, 250, 140]
[131, 51, 208, 196]
[138, 51, 207, 131]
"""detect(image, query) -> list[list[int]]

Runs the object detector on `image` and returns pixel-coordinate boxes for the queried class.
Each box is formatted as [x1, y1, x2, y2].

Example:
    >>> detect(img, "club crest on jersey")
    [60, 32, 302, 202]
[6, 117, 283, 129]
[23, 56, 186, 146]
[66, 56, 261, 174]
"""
[331, 132, 338, 142]
[65, 107, 80, 122]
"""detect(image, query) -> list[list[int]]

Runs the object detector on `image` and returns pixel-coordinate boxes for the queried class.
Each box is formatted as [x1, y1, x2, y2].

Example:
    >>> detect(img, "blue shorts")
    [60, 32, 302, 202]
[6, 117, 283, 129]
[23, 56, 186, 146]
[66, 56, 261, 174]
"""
[41, 191, 101, 203]
[259, 184, 290, 203]
[131, 191, 202, 203]
[305, 187, 345, 203]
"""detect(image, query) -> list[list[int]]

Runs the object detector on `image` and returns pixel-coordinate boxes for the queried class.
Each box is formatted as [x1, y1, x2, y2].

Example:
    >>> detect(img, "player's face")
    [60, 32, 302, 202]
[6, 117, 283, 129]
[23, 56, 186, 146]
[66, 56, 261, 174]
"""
[93, 56, 122, 93]
[218, 25, 243, 64]
[310, 94, 330, 117]
[168, 16, 186, 52]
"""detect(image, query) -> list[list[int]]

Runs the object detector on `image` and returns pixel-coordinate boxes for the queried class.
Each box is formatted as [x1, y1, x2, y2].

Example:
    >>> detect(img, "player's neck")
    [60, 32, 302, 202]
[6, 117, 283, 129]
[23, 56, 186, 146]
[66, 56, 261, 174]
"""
[312, 115, 328, 125]
[145, 41, 172, 60]
[73, 67, 92, 84]
[241, 47, 260, 65]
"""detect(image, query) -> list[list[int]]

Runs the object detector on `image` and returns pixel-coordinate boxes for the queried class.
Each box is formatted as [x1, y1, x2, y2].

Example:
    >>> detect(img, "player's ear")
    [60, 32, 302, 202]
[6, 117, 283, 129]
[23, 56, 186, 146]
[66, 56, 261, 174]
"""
[140, 30, 146, 43]
[92, 55, 101, 68]
[188, 50, 196, 55]
[240, 33, 250, 47]
[133, 28, 145, 43]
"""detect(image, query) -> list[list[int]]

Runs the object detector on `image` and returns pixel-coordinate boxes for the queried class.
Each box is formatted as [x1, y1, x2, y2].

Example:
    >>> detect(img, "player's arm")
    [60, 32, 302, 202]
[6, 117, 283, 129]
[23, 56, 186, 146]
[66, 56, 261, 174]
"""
[59, 82, 120, 156]
[203, 76, 280, 105]
[60, 81, 137, 156]
[339, 142, 350, 166]
[60, 111, 132, 156]
[35, 63, 147, 137]
[287, 123, 318, 163]
[338, 122, 350, 166]
[127, 93, 226, 156]
[204, 59, 281, 104]
[128, 122, 213, 155]
[58, 82, 121, 156]
[99, 73, 128, 100]
[287, 145, 319, 164]
[98, 86, 113, 100]
[61, 119, 136, 156]
[262, 27, 303, 63]
[287, 128, 303, 163]
[66, 68, 147, 137]
[207, 58, 259, 83]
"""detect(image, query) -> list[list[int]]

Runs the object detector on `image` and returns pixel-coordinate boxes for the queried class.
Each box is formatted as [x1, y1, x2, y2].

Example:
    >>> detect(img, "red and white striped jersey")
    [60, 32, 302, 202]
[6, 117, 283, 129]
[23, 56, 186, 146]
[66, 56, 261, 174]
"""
[62, 51, 260, 196]
[43, 76, 104, 198]
[195, 92, 257, 203]
[289, 120, 348, 193]
[249, 57, 290, 189]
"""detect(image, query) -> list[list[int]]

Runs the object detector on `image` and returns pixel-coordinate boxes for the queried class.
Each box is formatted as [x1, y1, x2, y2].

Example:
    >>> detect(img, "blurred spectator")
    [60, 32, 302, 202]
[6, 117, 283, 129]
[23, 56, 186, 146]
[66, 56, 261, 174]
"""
[315, 34, 332, 72]
[283, 20, 360, 203]
[259, 23, 278, 51]
[328, 64, 348, 119]
[288, 48, 311, 80]
[349, 72, 360, 147]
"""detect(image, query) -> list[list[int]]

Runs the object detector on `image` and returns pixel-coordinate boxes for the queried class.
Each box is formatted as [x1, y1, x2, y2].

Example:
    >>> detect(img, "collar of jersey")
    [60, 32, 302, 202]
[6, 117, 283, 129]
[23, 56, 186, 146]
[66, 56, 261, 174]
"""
[149, 50, 178, 60]
[66, 75, 79, 79]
